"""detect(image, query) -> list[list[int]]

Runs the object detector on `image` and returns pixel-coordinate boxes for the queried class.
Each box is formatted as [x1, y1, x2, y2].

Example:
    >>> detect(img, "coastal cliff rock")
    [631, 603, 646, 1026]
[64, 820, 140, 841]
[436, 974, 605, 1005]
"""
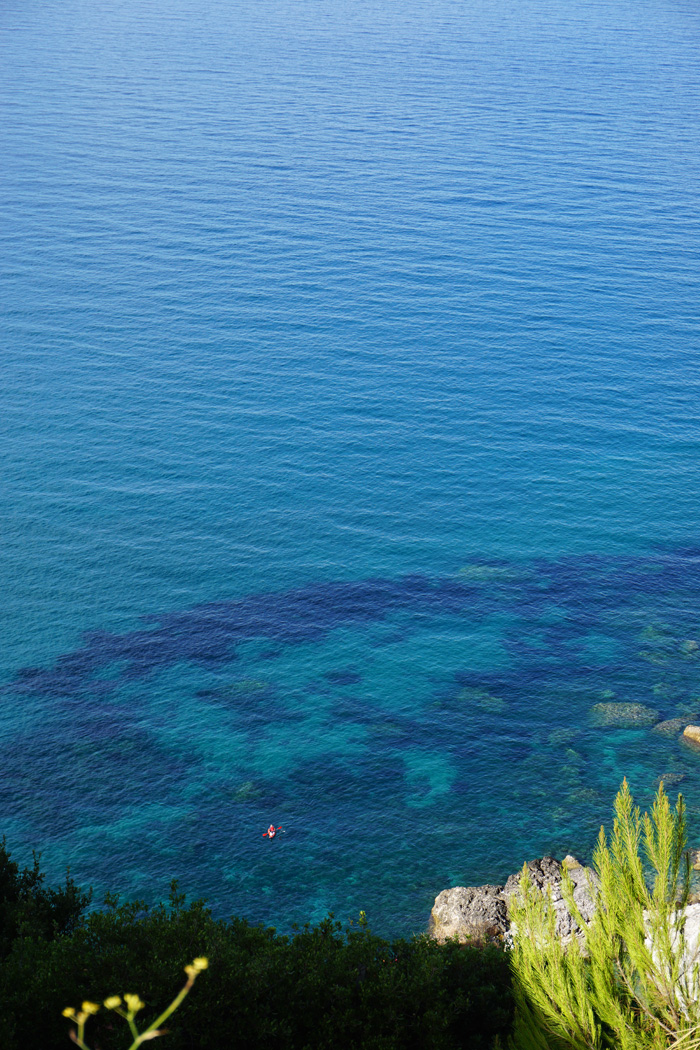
[430, 884, 508, 945]
[503, 856, 598, 941]
[429, 855, 597, 945]
[431, 863, 700, 1005]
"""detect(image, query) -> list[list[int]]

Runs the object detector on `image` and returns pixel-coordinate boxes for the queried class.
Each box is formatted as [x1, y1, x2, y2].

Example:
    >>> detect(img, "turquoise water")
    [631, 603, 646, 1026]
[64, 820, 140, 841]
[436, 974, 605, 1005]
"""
[2, 0, 700, 936]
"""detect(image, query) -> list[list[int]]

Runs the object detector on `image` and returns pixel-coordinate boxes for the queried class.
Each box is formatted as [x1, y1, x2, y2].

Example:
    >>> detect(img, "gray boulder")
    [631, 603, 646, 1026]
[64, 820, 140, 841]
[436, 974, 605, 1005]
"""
[429, 855, 597, 945]
[429, 884, 508, 945]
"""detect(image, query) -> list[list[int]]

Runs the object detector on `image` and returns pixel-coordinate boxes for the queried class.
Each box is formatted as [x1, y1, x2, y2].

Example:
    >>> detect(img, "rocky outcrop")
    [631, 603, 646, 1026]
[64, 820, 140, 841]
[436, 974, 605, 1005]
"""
[683, 725, 700, 745]
[503, 856, 598, 942]
[430, 857, 700, 994]
[429, 855, 597, 945]
[430, 884, 508, 945]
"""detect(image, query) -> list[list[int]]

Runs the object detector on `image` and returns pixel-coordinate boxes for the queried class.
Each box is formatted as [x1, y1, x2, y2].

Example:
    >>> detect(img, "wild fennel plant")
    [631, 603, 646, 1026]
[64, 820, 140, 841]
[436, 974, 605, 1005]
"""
[62, 956, 208, 1049]
[509, 780, 700, 1050]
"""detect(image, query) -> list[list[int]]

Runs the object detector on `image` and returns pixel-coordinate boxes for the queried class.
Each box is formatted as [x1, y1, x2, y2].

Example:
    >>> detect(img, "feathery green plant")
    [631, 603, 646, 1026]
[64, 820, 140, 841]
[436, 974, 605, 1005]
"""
[509, 779, 700, 1050]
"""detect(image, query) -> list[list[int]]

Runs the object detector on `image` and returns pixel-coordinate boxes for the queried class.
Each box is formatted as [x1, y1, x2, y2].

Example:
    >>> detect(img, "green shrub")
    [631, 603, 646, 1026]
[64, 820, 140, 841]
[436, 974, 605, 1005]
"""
[0, 836, 91, 957]
[0, 845, 512, 1050]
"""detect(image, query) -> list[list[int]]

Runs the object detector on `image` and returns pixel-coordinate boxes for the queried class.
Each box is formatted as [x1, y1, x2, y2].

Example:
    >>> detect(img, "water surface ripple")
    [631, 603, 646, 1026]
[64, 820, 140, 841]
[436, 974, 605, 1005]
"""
[2, 0, 700, 934]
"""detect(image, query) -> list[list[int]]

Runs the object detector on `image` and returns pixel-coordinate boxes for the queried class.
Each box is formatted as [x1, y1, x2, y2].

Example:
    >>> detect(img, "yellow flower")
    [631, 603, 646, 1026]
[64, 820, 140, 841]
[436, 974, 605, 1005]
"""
[82, 1001, 100, 1015]
[62, 1007, 77, 1020]
[104, 996, 122, 1010]
[123, 993, 145, 1014]
[184, 961, 206, 982]
[185, 955, 209, 977]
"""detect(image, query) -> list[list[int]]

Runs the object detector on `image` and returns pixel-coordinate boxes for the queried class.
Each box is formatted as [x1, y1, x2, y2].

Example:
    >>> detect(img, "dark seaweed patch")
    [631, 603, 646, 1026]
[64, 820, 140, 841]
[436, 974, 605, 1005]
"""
[7, 575, 477, 700]
[324, 670, 363, 686]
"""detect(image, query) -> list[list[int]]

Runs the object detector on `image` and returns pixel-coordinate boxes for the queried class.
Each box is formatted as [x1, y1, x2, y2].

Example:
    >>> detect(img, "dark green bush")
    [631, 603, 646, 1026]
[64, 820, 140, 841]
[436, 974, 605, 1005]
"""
[0, 842, 512, 1050]
[0, 836, 91, 957]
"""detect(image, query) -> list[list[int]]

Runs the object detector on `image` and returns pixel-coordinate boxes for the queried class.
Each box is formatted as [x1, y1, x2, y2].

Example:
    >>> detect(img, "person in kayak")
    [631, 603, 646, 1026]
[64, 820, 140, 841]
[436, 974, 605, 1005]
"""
[263, 824, 282, 839]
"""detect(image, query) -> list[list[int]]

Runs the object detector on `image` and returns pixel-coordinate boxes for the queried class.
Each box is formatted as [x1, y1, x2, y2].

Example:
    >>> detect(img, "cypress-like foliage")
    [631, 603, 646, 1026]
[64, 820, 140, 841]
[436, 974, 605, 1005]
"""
[509, 780, 700, 1050]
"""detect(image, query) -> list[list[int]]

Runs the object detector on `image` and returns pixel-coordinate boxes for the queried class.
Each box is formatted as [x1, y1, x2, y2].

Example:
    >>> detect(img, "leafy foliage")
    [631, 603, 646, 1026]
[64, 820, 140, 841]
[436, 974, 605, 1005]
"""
[0, 843, 512, 1050]
[509, 780, 700, 1050]
[0, 836, 91, 957]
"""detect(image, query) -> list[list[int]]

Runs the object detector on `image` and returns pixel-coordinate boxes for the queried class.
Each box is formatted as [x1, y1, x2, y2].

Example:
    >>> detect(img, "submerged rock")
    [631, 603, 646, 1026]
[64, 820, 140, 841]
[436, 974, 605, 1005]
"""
[547, 727, 579, 747]
[457, 564, 523, 582]
[655, 772, 687, 791]
[683, 725, 700, 745]
[478, 695, 508, 714]
[231, 780, 262, 802]
[653, 717, 689, 737]
[429, 855, 597, 945]
[590, 702, 659, 728]
[638, 650, 669, 666]
[456, 686, 507, 713]
[568, 785, 603, 805]
[641, 624, 673, 642]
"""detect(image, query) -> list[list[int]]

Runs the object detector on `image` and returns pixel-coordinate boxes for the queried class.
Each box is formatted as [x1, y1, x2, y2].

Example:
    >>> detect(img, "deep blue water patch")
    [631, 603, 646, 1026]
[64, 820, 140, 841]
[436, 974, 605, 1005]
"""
[9, 576, 478, 701]
[4, 552, 700, 936]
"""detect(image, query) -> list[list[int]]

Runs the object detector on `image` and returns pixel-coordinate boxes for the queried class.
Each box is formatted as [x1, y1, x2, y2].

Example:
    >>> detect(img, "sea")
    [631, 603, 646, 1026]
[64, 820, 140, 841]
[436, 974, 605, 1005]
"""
[2, 0, 700, 939]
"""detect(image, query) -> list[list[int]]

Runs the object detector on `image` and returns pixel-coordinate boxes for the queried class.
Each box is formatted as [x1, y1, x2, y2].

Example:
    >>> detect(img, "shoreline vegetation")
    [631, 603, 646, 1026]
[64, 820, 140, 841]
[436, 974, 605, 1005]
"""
[3, 781, 700, 1049]
[0, 838, 511, 1050]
